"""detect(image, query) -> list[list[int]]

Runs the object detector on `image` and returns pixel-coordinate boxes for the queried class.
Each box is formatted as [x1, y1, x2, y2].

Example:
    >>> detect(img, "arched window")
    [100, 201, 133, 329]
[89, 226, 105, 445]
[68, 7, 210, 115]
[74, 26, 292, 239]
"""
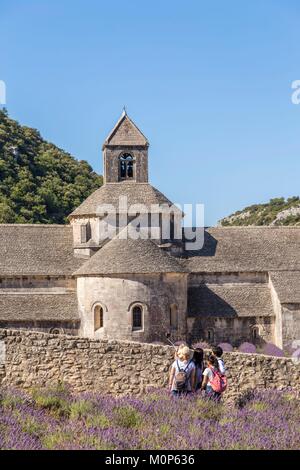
[170, 304, 178, 330]
[252, 326, 259, 341]
[120, 153, 134, 179]
[132, 305, 143, 330]
[94, 305, 104, 331]
[206, 328, 214, 343]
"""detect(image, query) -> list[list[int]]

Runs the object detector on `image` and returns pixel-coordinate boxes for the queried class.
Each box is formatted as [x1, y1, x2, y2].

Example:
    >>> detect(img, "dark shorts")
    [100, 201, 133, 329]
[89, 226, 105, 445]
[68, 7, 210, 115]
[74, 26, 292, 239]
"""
[171, 390, 192, 397]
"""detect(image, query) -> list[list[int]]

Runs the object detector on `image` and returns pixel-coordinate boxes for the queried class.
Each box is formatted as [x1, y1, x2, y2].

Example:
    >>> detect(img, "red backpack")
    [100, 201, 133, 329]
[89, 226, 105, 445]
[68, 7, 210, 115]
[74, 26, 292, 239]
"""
[209, 367, 227, 393]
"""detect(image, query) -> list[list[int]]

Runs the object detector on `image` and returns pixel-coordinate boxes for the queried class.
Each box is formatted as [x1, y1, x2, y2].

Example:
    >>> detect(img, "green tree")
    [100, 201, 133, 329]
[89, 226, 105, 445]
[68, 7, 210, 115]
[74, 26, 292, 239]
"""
[0, 110, 103, 224]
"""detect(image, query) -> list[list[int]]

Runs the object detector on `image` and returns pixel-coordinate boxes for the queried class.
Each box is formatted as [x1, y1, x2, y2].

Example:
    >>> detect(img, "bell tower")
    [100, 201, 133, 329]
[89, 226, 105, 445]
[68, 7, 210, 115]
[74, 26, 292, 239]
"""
[102, 109, 149, 184]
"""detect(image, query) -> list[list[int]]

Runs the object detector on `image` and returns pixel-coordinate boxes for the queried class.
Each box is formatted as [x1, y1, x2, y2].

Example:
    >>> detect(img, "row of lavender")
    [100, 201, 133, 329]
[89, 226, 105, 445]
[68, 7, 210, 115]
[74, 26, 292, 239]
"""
[160, 340, 300, 358]
[0, 385, 299, 450]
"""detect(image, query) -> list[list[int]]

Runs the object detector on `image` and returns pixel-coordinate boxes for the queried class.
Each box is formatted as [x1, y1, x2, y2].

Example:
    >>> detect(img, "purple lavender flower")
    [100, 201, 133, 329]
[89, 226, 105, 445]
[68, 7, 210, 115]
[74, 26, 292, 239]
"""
[0, 385, 299, 450]
[218, 342, 233, 352]
[292, 348, 300, 359]
[262, 343, 284, 357]
[238, 342, 257, 354]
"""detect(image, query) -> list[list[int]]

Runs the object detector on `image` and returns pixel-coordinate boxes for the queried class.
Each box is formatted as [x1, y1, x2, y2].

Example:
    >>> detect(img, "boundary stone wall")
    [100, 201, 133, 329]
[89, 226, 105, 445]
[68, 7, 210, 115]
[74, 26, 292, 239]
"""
[0, 329, 299, 401]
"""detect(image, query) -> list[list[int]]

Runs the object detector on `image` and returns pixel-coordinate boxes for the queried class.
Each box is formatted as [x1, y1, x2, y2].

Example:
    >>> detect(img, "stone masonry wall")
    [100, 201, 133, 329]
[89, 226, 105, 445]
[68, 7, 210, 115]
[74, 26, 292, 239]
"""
[104, 146, 148, 183]
[77, 273, 187, 343]
[0, 329, 299, 402]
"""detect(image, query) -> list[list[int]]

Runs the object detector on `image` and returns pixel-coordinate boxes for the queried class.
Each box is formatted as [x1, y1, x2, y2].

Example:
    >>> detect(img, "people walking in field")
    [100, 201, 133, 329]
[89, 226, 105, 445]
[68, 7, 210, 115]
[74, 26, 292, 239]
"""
[169, 346, 196, 396]
[192, 347, 204, 391]
[212, 346, 226, 375]
[201, 354, 227, 401]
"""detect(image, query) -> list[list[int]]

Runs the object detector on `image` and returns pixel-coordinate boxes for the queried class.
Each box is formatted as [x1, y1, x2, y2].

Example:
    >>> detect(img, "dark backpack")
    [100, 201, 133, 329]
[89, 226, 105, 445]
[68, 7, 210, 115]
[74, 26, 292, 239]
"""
[174, 360, 192, 391]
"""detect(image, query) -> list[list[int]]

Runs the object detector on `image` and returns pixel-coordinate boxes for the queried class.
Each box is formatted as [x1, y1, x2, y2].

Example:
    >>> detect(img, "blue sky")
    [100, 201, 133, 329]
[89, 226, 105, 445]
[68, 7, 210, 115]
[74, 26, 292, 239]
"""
[1, 0, 300, 225]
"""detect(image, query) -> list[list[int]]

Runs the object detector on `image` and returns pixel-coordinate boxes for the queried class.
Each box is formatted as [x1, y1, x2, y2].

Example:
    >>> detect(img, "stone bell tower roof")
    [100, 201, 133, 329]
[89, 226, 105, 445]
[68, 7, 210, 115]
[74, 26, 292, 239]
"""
[102, 109, 149, 149]
[68, 181, 178, 218]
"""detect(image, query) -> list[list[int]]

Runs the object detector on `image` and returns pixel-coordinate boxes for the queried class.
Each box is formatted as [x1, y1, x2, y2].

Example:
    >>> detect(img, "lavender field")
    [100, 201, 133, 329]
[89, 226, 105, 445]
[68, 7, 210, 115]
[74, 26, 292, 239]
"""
[0, 385, 299, 450]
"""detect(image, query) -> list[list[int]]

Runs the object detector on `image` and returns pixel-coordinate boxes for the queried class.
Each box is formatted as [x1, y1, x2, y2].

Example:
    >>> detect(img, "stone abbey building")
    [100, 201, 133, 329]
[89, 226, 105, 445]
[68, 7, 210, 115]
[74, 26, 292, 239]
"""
[0, 111, 299, 350]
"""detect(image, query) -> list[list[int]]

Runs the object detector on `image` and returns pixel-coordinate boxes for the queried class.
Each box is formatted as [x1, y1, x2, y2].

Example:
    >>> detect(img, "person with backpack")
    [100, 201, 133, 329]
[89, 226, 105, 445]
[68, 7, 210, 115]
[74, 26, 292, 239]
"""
[174, 343, 186, 360]
[193, 347, 204, 391]
[201, 354, 227, 401]
[169, 346, 196, 396]
[212, 346, 226, 375]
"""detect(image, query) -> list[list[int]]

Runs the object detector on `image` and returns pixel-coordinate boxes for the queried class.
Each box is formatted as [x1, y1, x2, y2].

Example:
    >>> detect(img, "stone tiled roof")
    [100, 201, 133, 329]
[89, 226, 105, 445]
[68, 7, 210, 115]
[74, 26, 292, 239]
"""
[188, 283, 274, 317]
[0, 292, 79, 321]
[182, 227, 300, 272]
[0, 225, 82, 276]
[74, 235, 187, 276]
[270, 271, 300, 304]
[103, 113, 148, 147]
[69, 182, 177, 218]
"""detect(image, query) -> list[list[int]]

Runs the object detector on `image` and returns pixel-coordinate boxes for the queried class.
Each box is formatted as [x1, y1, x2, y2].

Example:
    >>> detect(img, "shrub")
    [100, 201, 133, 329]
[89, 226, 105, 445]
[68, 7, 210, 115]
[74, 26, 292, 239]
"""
[0, 394, 24, 409]
[250, 401, 268, 412]
[42, 431, 73, 450]
[33, 394, 70, 417]
[262, 343, 284, 357]
[292, 348, 300, 359]
[159, 424, 170, 435]
[19, 416, 44, 437]
[31, 385, 70, 417]
[195, 397, 224, 421]
[284, 344, 297, 356]
[69, 400, 94, 420]
[114, 406, 142, 429]
[238, 342, 256, 354]
[85, 414, 111, 429]
[218, 342, 233, 352]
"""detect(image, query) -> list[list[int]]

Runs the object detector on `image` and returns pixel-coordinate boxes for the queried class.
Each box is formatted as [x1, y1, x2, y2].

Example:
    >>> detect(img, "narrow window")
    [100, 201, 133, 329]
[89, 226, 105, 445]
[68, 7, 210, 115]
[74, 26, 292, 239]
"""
[94, 305, 103, 331]
[170, 304, 178, 329]
[132, 305, 143, 330]
[119, 153, 134, 180]
[206, 328, 214, 342]
[252, 326, 259, 341]
[80, 222, 91, 243]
